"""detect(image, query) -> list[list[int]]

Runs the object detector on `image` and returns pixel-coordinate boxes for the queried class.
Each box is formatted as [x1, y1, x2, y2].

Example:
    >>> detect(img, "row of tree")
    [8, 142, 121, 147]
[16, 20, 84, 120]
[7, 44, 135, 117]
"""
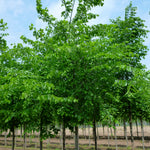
[0, 0, 150, 150]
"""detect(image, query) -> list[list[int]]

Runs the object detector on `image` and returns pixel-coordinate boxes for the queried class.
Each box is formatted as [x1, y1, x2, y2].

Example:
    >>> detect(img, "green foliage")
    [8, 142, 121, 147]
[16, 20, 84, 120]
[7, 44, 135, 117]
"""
[0, 0, 150, 144]
[0, 19, 8, 74]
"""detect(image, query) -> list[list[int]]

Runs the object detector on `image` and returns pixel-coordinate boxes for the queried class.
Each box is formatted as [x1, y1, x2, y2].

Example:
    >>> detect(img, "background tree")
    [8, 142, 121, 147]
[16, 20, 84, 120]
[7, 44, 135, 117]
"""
[107, 2, 149, 149]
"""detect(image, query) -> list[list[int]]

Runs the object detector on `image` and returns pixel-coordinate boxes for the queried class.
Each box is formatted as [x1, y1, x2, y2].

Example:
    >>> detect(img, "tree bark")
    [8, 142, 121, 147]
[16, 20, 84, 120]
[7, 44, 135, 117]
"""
[75, 126, 79, 150]
[23, 124, 26, 150]
[21, 125, 22, 137]
[62, 118, 66, 150]
[129, 104, 134, 150]
[40, 117, 43, 150]
[114, 122, 118, 150]
[102, 124, 105, 137]
[107, 126, 110, 148]
[110, 127, 113, 139]
[93, 119, 97, 150]
[60, 124, 62, 147]
[15, 129, 17, 147]
[82, 126, 84, 138]
[140, 118, 145, 150]
[97, 123, 99, 140]
[136, 120, 139, 137]
[5, 131, 7, 146]
[84, 125, 86, 139]
[12, 126, 15, 150]
[123, 120, 128, 148]
[88, 125, 91, 146]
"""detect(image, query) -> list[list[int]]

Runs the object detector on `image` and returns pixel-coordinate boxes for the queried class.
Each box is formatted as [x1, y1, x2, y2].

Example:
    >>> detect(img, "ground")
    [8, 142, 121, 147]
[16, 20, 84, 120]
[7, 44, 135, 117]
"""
[0, 125, 150, 149]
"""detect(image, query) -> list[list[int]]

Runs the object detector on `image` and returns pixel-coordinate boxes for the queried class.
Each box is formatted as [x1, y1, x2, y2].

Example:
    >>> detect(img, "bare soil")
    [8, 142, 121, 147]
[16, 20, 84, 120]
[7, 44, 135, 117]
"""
[0, 125, 150, 150]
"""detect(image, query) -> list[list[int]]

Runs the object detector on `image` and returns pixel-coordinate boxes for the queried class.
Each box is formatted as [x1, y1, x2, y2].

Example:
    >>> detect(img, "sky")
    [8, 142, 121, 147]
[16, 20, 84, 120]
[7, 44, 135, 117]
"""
[0, 0, 150, 69]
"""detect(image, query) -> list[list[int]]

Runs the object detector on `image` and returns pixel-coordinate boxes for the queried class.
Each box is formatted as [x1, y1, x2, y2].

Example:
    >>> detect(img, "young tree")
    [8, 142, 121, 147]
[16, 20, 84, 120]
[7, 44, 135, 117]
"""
[109, 2, 149, 149]
[0, 19, 18, 150]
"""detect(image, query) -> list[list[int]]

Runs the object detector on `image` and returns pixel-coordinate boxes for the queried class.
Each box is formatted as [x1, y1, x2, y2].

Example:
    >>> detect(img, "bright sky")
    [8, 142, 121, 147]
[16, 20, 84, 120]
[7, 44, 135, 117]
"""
[0, 0, 150, 69]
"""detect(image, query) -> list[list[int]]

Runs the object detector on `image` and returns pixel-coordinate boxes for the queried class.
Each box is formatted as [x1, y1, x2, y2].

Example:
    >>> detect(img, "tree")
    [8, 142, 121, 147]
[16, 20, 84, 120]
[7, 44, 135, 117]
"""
[129, 70, 150, 149]
[21, 1, 107, 150]
[108, 2, 149, 149]
[0, 19, 19, 150]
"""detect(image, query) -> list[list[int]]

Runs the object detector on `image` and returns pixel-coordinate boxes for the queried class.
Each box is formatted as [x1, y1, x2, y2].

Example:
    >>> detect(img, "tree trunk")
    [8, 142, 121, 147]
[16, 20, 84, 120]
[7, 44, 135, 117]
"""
[5, 131, 7, 146]
[62, 118, 66, 150]
[93, 119, 97, 150]
[84, 125, 86, 139]
[75, 126, 79, 150]
[88, 125, 91, 146]
[107, 126, 110, 148]
[102, 124, 105, 137]
[21, 125, 22, 137]
[97, 123, 99, 140]
[48, 136, 50, 149]
[23, 124, 26, 150]
[12, 126, 15, 150]
[140, 118, 145, 150]
[110, 127, 113, 139]
[129, 106, 134, 150]
[40, 117, 43, 150]
[82, 126, 84, 138]
[60, 124, 62, 148]
[15, 129, 17, 147]
[114, 122, 118, 150]
[136, 120, 139, 137]
[123, 120, 128, 148]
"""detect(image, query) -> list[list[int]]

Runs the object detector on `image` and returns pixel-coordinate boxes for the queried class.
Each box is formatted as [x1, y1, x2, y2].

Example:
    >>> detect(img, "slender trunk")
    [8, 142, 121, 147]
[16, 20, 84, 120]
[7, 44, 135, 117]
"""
[23, 124, 26, 150]
[34, 132, 37, 148]
[21, 125, 22, 137]
[37, 134, 40, 148]
[136, 120, 139, 137]
[102, 124, 105, 137]
[69, 0, 75, 24]
[113, 124, 115, 137]
[4, 132, 7, 146]
[40, 117, 43, 150]
[110, 127, 113, 139]
[140, 118, 145, 150]
[15, 129, 16, 147]
[114, 122, 118, 150]
[84, 125, 86, 139]
[75, 126, 79, 150]
[62, 118, 66, 150]
[60, 124, 62, 148]
[97, 123, 99, 140]
[107, 126, 110, 148]
[12, 126, 15, 150]
[93, 119, 97, 150]
[11, 98, 15, 150]
[48, 136, 50, 149]
[123, 120, 128, 148]
[129, 105, 134, 150]
[82, 126, 84, 138]
[88, 125, 91, 146]
[123, 120, 126, 138]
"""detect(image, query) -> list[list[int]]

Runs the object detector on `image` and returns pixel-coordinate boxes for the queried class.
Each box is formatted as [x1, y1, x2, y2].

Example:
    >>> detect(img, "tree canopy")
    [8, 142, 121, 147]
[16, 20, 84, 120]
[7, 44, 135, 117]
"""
[0, 1, 150, 150]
